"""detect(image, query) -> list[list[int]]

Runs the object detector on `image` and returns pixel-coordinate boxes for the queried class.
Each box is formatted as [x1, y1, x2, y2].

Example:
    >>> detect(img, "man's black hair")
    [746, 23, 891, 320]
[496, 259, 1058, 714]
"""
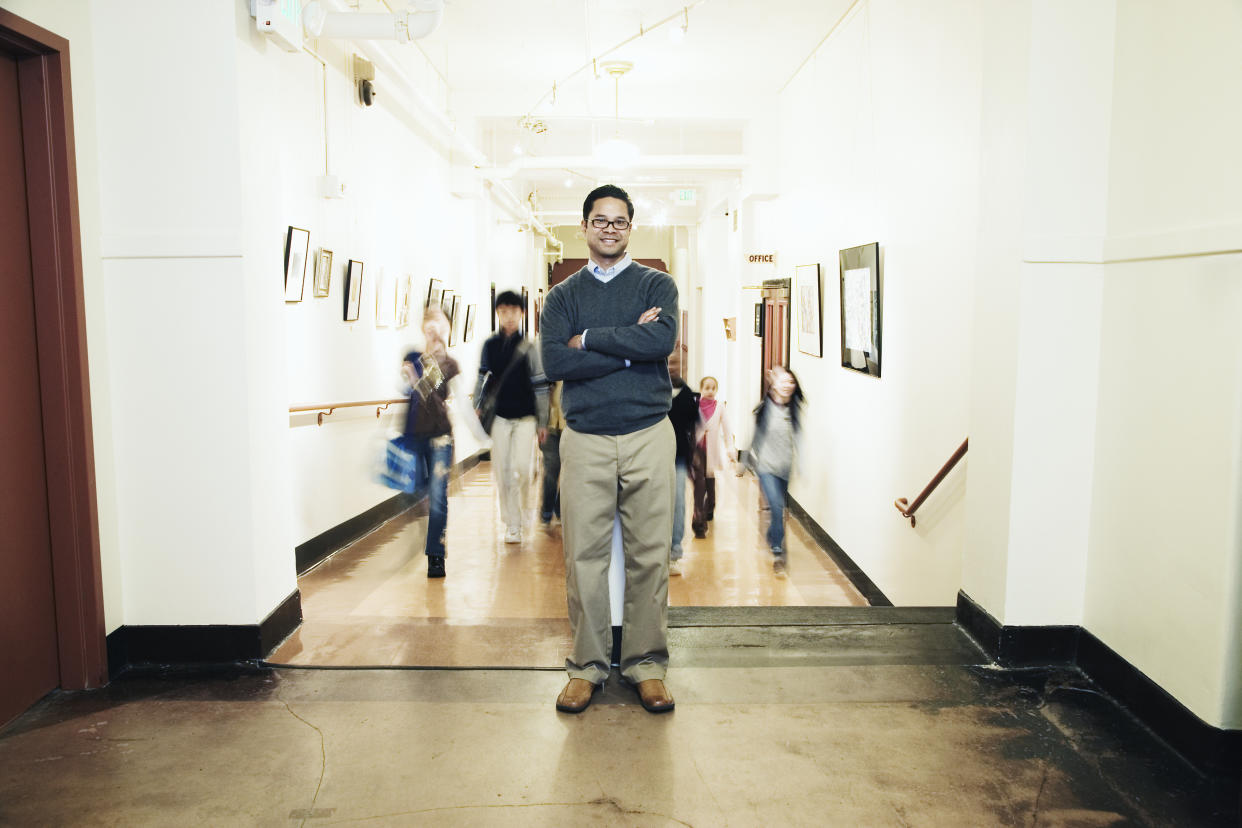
[495, 290, 524, 310]
[582, 184, 635, 221]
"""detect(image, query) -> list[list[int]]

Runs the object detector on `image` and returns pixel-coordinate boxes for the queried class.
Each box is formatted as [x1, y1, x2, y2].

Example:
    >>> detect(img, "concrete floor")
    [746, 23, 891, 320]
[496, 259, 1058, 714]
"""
[1, 618, 1237, 826]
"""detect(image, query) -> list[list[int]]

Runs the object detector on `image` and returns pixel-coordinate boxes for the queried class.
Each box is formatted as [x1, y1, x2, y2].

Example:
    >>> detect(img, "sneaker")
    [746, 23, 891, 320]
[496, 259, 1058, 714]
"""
[504, 526, 522, 544]
[669, 559, 683, 576]
[427, 555, 446, 578]
[772, 549, 787, 579]
[540, 511, 553, 524]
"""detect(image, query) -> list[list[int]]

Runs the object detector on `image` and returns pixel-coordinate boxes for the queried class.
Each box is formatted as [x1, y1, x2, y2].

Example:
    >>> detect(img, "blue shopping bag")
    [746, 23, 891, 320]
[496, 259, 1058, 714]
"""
[379, 435, 425, 494]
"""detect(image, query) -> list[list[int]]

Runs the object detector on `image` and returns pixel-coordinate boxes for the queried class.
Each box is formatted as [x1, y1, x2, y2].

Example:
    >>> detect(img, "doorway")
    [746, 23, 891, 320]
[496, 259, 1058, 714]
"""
[760, 279, 791, 393]
[0, 10, 107, 728]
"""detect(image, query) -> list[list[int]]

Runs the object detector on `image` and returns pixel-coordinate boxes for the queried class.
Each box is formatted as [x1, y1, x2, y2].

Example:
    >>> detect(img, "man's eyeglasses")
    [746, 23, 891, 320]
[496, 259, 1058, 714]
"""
[589, 217, 631, 230]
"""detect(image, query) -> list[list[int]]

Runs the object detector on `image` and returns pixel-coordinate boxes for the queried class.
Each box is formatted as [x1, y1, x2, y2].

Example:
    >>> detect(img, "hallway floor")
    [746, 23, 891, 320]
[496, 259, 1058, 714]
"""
[270, 461, 865, 667]
[2, 620, 1236, 825]
[3, 462, 1235, 824]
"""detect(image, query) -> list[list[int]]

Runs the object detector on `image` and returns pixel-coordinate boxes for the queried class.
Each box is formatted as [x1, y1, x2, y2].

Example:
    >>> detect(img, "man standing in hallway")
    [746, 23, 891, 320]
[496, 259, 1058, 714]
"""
[474, 290, 548, 544]
[540, 184, 679, 714]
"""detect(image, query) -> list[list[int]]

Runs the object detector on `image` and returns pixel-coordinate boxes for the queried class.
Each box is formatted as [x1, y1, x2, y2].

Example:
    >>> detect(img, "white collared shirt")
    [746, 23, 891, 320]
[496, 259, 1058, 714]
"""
[588, 253, 633, 284]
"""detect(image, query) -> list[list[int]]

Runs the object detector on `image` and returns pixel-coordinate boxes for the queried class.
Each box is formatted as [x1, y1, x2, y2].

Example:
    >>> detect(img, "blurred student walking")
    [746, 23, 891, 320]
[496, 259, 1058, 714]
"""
[667, 351, 698, 574]
[750, 366, 804, 578]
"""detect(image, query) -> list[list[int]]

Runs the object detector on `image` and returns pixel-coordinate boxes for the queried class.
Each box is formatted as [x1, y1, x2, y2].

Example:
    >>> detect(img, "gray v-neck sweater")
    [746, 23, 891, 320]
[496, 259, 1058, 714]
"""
[540, 263, 679, 436]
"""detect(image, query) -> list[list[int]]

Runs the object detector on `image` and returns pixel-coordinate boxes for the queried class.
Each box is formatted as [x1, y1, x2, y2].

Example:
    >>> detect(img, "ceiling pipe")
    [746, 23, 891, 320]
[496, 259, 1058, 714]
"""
[479, 154, 749, 181]
[303, 0, 444, 42]
[487, 180, 564, 260]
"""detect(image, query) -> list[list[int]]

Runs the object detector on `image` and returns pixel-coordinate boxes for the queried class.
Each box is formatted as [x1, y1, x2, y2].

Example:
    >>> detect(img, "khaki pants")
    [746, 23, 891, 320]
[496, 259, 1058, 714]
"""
[490, 415, 536, 531]
[560, 419, 675, 684]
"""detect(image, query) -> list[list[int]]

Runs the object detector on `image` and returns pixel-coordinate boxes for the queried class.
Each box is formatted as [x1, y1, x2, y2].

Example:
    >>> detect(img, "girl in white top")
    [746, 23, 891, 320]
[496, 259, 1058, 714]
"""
[691, 376, 736, 537]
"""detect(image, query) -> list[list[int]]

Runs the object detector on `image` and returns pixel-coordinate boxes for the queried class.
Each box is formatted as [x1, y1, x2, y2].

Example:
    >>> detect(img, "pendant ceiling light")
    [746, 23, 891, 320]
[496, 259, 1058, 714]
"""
[594, 61, 640, 170]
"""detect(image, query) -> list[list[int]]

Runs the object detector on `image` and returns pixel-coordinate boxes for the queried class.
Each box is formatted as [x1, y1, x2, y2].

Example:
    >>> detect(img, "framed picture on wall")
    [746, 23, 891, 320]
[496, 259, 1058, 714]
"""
[396, 274, 412, 327]
[464, 304, 476, 343]
[490, 283, 496, 331]
[344, 259, 363, 321]
[520, 286, 529, 338]
[754, 303, 764, 337]
[426, 277, 442, 309]
[284, 226, 310, 302]
[313, 248, 333, 297]
[441, 289, 454, 320]
[375, 268, 395, 327]
[796, 263, 822, 357]
[535, 289, 543, 334]
[839, 242, 882, 377]
[448, 295, 461, 345]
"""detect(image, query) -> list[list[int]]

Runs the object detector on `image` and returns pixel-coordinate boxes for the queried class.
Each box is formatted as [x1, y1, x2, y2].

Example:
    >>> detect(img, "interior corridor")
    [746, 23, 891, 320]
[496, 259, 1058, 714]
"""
[270, 459, 867, 668]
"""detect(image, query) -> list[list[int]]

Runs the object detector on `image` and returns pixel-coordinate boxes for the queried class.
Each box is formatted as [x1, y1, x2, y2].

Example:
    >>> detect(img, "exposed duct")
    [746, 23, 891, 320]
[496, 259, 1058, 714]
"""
[303, 0, 444, 42]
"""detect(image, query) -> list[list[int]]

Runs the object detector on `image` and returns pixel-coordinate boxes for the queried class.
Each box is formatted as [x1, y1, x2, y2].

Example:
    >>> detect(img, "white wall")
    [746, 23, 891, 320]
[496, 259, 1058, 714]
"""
[0, 0, 122, 631]
[745, 0, 981, 605]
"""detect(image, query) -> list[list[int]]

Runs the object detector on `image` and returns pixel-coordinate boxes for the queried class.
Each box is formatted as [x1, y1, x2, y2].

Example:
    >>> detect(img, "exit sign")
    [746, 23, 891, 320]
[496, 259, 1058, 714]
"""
[674, 188, 697, 206]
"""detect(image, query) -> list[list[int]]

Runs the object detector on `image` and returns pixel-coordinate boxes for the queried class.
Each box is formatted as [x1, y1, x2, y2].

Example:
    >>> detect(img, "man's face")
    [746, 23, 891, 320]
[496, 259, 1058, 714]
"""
[497, 305, 523, 335]
[582, 196, 632, 264]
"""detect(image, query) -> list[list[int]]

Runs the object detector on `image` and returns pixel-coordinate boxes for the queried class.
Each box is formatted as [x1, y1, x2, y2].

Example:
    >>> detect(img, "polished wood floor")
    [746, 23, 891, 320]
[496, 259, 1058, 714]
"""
[270, 461, 866, 667]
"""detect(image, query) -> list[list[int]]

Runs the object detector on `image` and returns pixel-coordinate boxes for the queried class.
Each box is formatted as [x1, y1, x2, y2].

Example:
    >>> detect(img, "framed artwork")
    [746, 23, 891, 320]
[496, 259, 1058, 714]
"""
[796, 263, 822, 357]
[448, 295, 461, 345]
[395, 274, 412, 328]
[284, 226, 310, 302]
[839, 242, 882, 377]
[344, 259, 363, 321]
[535, 289, 543, 334]
[464, 303, 477, 342]
[313, 248, 333, 297]
[490, 282, 497, 331]
[426, 277, 442, 309]
[375, 268, 395, 327]
[754, 303, 764, 337]
[441, 289, 454, 319]
[520, 286, 529, 338]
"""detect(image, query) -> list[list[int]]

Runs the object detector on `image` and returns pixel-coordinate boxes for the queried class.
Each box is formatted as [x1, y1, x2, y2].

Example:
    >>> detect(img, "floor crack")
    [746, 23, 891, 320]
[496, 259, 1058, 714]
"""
[1029, 762, 1049, 828]
[283, 702, 327, 828]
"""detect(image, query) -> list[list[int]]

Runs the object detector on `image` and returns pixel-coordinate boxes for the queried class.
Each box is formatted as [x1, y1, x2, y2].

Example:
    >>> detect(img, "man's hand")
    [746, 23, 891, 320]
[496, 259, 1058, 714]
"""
[568, 334, 584, 350]
[637, 306, 661, 324]
[538, 427, 548, 444]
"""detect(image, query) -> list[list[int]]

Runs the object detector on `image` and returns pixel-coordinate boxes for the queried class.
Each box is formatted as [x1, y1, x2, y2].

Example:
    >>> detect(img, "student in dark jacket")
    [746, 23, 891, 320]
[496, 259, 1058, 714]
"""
[473, 290, 548, 545]
[667, 349, 699, 575]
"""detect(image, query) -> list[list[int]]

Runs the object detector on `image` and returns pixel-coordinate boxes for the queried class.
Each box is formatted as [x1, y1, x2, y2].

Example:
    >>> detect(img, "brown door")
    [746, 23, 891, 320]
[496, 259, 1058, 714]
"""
[761, 296, 790, 394]
[0, 51, 61, 726]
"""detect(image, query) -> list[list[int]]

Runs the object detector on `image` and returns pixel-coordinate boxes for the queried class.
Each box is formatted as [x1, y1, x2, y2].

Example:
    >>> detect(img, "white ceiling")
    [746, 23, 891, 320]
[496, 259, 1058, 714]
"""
[412, 0, 855, 223]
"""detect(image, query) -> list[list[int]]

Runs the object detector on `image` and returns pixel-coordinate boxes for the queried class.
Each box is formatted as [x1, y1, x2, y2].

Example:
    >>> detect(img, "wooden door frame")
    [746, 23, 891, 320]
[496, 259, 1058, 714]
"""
[0, 10, 107, 689]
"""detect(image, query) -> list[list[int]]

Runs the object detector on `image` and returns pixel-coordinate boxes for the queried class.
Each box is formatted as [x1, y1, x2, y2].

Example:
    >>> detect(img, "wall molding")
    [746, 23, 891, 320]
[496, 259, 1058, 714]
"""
[294, 449, 486, 575]
[786, 493, 893, 607]
[106, 590, 301, 676]
[956, 591, 1242, 777]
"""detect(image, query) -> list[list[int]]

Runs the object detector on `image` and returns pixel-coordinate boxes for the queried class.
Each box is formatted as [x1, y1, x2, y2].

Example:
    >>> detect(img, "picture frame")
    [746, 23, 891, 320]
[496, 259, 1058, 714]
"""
[839, 242, 882, 377]
[375, 268, 395, 327]
[464, 303, 476, 343]
[344, 259, 363, 322]
[490, 283, 497, 332]
[448, 295, 461, 346]
[754, 303, 764, 337]
[426, 277, 442, 309]
[535, 288, 543, 334]
[313, 248, 333, 298]
[396, 274, 412, 327]
[441, 289, 454, 319]
[284, 226, 310, 302]
[520, 286, 529, 338]
[796, 263, 822, 357]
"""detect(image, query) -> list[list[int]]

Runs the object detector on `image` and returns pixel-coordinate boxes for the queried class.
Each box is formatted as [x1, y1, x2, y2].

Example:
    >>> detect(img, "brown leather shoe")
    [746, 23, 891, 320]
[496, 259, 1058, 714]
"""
[555, 678, 598, 714]
[633, 679, 675, 713]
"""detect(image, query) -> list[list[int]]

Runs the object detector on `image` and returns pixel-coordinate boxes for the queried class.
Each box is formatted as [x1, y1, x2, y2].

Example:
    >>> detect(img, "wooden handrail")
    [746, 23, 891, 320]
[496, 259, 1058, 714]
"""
[289, 398, 407, 426]
[894, 438, 968, 527]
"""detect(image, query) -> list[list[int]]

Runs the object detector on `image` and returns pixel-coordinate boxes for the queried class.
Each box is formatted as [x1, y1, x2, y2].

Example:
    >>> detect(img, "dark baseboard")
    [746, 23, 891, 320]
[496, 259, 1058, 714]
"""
[956, 590, 1242, 777]
[107, 590, 301, 677]
[294, 449, 486, 575]
[785, 493, 892, 607]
